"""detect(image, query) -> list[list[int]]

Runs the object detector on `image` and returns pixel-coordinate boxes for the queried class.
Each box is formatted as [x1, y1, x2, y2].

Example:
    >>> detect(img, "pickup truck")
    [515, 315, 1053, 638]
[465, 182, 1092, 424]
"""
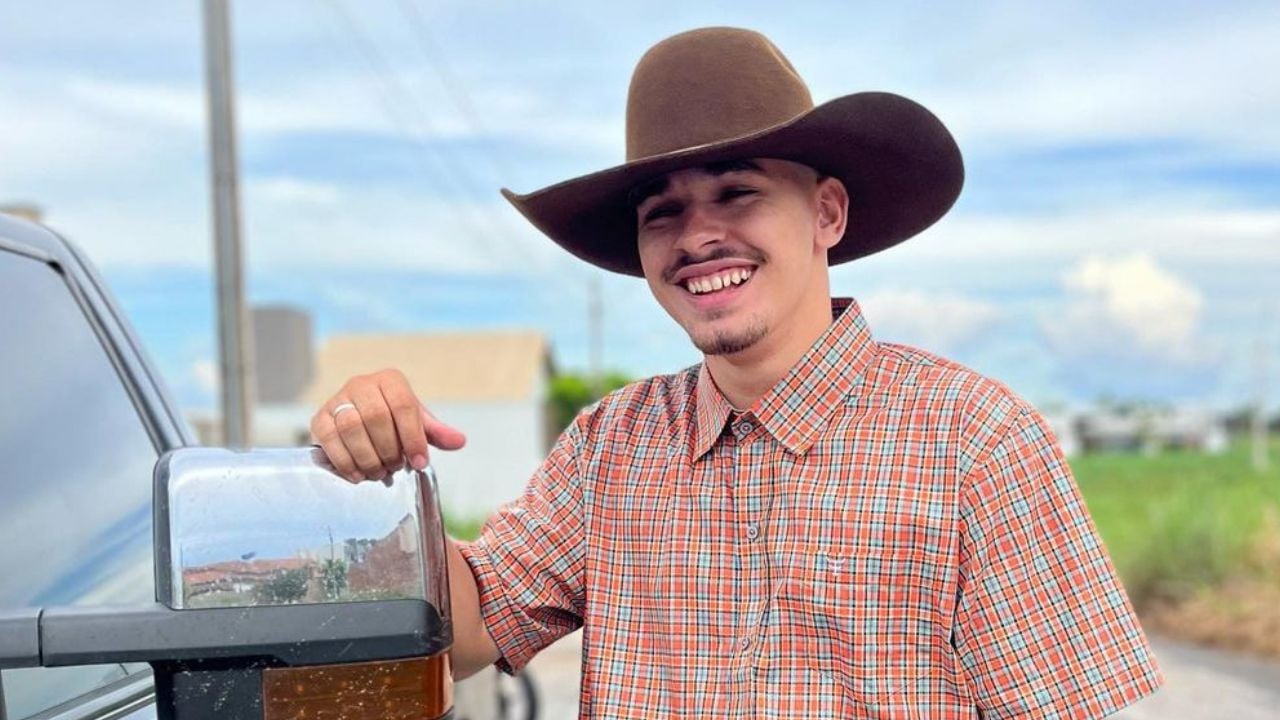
[0, 213, 520, 719]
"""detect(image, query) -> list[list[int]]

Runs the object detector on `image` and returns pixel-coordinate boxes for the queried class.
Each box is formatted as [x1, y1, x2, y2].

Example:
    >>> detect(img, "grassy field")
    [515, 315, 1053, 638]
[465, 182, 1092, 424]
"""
[1073, 438, 1280, 610]
[445, 514, 487, 542]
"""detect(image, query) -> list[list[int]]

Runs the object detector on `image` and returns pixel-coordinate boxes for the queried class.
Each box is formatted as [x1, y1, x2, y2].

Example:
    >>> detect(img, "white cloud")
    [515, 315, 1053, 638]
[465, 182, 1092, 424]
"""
[65, 76, 204, 130]
[1029, 252, 1228, 399]
[898, 207, 1280, 264]
[250, 177, 340, 206]
[1040, 253, 1221, 400]
[1060, 254, 1201, 354]
[192, 359, 219, 394]
[55, 68, 496, 141]
[827, 3, 1280, 157]
[241, 190, 563, 273]
[472, 85, 620, 156]
[0, 76, 186, 188]
[858, 289, 1003, 353]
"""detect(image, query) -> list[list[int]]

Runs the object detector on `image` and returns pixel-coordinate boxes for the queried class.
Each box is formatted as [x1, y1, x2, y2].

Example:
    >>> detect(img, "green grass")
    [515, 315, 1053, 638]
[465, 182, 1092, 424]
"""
[1073, 438, 1280, 608]
[444, 513, 487, 542]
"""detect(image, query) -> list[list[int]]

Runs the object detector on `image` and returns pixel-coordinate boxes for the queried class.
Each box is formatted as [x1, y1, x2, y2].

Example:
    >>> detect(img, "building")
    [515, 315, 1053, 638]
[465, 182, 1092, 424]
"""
[190, 310, 556, 520]
[1076, 407, 1228, 455]
[300, 330, 556, 517]
[1040, 410, 1082, 457]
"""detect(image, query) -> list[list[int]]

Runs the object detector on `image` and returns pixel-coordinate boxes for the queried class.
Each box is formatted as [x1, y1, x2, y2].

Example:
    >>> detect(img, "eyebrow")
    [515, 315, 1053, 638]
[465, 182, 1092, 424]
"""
[627, 159, 766, 209]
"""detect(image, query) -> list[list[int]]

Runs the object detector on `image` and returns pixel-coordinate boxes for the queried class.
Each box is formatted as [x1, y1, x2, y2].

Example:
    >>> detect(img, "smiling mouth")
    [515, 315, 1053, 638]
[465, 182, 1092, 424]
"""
[682, 267, 754, 295]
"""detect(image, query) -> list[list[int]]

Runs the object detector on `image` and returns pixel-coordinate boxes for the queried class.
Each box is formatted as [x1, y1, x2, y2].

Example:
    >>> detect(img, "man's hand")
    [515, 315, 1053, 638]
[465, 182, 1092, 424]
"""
[309, 369, 467, 481]
[310, 370, 500, 672]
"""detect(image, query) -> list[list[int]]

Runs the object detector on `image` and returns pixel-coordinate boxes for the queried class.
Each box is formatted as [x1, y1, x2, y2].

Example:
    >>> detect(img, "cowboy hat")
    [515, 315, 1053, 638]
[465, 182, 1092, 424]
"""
[501, 26, 964, 277]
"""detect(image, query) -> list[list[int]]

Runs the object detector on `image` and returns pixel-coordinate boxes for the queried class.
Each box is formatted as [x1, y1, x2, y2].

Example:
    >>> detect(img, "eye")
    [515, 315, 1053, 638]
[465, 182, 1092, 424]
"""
[719, 186, 757, 202]
[641, 201, 682, 226]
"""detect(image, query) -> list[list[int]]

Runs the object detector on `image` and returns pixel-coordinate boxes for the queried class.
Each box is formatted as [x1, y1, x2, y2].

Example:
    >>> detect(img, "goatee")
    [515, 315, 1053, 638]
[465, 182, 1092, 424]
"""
[692, 320, 767, 356]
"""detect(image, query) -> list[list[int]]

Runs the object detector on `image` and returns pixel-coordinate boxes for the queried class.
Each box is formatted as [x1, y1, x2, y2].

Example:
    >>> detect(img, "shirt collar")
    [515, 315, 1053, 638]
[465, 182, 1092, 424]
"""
[692, 298, 878, 459]
[693, 362, 734, 460]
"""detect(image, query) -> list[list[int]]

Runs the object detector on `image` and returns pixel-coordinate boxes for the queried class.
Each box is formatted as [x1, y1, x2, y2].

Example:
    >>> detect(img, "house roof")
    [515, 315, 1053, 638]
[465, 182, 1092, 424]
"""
[301, 330, 551, 405]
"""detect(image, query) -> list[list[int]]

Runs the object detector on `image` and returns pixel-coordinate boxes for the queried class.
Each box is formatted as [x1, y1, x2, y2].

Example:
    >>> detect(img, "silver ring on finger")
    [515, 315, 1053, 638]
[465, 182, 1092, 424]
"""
[331, 402, 358, 419]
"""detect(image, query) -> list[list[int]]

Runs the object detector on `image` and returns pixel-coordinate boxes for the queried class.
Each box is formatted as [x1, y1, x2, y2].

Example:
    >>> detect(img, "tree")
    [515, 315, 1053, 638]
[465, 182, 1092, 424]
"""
[549, 371, 632, 432]
[254, 567, 310, 605]
[319, 558, 348, 600]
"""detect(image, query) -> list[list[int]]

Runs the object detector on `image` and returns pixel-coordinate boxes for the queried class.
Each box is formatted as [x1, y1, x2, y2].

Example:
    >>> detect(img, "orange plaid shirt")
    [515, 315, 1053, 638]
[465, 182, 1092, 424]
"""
[460, 298, 1163, 718]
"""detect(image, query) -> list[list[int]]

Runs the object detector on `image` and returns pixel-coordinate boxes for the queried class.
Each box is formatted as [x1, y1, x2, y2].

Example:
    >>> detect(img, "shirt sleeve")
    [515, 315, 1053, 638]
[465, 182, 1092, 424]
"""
[456, 406, 591, 673]
[953, 406, 1164, 719]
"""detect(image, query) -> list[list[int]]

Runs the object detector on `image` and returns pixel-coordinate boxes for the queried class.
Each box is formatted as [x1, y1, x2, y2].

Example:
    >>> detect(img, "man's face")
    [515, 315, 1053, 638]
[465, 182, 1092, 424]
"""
[634, 158, 845, 357]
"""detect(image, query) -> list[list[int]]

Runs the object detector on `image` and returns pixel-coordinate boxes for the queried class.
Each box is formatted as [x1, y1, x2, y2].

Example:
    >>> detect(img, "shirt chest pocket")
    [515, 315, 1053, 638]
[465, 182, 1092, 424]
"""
[770, 539, 945, 705]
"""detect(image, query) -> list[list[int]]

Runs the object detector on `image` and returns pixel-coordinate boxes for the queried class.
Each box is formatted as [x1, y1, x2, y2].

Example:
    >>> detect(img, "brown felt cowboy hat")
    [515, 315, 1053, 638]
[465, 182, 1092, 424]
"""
[501, 26, 964, 277]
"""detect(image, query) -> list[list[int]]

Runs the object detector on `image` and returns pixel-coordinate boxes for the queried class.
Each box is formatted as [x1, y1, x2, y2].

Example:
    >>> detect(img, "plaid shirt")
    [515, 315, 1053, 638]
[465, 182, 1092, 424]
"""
[460, 298, 1163, 718]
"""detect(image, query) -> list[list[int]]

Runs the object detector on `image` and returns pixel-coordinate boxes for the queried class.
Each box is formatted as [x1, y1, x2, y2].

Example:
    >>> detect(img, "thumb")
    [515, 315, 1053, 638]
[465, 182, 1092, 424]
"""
[421, 405, 467, 451]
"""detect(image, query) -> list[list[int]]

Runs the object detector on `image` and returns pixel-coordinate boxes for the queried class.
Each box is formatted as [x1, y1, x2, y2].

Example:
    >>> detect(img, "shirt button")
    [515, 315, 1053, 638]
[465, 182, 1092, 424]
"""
[745, 523, 760, 541]
[739, 636, 752, 651]
[735, 421, 754, 437]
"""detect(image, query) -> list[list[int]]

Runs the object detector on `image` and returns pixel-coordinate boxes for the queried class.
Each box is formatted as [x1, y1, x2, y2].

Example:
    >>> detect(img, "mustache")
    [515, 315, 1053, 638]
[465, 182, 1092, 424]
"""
[663, 246, 766, 284]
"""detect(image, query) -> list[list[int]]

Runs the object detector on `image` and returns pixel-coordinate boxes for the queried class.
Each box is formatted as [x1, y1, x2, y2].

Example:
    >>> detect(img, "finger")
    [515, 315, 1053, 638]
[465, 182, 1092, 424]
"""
[347, 382, 403, 477]
[378, 373, 429, 470]
[310, 402, 364, 482]
[330, 398, 385, 480]
[421, 405, 467, 451]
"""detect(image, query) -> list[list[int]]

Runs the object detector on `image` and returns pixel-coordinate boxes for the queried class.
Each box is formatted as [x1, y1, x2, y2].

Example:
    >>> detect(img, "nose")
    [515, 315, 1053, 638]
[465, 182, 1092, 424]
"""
[673, 202, 725, 257]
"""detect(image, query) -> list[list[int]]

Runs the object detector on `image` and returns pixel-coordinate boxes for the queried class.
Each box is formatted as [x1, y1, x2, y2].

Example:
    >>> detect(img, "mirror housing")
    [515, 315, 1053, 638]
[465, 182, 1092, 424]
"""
[155, 447, 451, 615]
[0, 447, 456, 720]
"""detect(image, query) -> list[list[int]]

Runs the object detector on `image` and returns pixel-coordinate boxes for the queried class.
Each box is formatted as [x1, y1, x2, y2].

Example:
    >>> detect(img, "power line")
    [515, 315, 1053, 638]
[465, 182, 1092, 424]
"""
[318, 0, 536, 269]
[317, 1, 610, 375]
[394, 0, 516, 182]
[392, 0, 543, 258]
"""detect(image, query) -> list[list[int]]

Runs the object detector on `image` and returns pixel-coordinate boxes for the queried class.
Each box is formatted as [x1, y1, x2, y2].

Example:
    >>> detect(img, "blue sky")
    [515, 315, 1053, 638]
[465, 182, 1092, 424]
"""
[2, 1, 1278, 414]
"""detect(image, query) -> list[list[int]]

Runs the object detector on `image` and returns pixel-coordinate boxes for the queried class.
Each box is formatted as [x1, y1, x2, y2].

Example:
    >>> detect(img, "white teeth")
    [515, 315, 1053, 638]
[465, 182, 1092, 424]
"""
[685, 268, 754, 294]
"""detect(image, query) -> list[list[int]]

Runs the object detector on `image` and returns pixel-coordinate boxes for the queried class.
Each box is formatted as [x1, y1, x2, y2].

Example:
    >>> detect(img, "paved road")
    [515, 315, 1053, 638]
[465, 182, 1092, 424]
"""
[523, 629, 584, 718]
[520, 632, 1280, 719]
[1114, 637, 1280, 719]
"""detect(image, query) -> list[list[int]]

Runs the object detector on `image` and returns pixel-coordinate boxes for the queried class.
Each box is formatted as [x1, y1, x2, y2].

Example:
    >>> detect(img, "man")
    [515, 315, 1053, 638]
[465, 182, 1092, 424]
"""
[311, 27, 1163, 718]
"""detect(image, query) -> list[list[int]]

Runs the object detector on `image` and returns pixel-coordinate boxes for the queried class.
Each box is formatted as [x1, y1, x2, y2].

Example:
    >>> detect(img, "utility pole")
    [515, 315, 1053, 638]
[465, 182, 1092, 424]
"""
[203, 0, 254, 447]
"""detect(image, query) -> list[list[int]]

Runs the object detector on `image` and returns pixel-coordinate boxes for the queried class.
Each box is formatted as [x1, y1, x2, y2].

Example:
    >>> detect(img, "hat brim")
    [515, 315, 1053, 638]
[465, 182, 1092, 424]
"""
[502, 91, 964, 277]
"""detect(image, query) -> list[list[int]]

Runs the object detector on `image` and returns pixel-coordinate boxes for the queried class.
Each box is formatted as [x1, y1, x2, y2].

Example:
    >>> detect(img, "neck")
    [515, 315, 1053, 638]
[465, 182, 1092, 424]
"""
[705, 292, 834, 410]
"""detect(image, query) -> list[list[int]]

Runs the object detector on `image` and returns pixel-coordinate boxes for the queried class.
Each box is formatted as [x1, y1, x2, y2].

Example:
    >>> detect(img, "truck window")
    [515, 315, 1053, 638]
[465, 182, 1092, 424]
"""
[0, 250, 158, 718]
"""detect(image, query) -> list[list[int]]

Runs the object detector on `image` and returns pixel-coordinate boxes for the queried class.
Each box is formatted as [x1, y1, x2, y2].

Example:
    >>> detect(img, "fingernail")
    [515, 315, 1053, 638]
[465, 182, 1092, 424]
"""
[412, 454, 427, 470]
[352, 471, 365, 482]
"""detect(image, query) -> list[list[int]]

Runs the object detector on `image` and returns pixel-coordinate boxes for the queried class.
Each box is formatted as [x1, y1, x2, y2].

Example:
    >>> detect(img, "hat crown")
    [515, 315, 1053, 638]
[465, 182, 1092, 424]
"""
[625, 27, 815, 161]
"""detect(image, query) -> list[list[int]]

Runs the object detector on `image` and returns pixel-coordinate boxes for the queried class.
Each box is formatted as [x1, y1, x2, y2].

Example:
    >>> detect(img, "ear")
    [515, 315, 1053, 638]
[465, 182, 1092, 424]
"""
[813, 176, 849, 251]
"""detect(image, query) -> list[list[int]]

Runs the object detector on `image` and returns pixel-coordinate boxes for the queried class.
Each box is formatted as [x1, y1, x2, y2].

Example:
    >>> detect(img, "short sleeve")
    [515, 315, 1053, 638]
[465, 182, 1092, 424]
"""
[954, 407, 1163, 719]
[456, 407, 591, 673]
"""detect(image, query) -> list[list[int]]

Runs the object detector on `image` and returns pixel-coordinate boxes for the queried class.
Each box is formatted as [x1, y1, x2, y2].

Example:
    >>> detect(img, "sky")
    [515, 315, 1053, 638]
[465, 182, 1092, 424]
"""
[2, 0, 1278, 414]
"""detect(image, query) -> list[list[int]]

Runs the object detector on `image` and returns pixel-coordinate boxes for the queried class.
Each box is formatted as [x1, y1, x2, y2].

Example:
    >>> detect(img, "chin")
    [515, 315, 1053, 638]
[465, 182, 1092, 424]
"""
[688, 318, 769, 356]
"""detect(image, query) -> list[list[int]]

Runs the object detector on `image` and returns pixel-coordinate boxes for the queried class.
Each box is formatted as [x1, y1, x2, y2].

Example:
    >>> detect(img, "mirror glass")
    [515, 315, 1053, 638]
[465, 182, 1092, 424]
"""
[158, 447, 449, 617]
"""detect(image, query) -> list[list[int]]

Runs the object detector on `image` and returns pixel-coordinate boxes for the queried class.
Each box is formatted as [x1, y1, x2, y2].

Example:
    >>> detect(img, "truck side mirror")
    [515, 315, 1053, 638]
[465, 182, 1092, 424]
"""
[1, 447, 455, 720]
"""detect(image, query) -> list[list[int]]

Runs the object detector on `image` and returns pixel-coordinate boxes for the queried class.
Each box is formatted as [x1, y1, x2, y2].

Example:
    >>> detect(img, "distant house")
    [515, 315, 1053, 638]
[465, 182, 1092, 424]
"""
[1149, 408, 1229, 453]
[1076, 407, 1228, 455]
[189, 314, 556, 520]
[1040, 410, 1082, 457]
[1077, 411, 1146, 453]
[298, 331, 556, 518]
[182, 557, 313, 601]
